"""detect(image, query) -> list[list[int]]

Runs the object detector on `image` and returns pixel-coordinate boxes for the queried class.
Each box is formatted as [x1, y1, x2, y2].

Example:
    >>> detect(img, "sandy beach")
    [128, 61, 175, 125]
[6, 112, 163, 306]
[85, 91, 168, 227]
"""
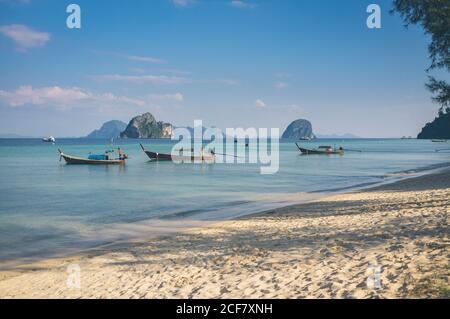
[0, 169, 448, 299]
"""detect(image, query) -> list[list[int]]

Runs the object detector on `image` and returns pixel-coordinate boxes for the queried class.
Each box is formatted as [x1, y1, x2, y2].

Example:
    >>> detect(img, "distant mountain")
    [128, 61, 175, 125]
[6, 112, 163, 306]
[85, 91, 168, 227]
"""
[316, 133, 361, 139]
[120, 113, 173, 139]
[282, 119, 315, 139]
[86, 120, 127, 139]
[417, 110, 450, 139]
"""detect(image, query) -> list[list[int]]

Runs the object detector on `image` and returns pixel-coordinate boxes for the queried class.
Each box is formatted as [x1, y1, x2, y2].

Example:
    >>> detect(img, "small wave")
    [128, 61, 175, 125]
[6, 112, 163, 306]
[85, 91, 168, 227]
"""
[310, 180, 383, 194]
[159, 200, 253, 220]
[159, 208, 211, 220]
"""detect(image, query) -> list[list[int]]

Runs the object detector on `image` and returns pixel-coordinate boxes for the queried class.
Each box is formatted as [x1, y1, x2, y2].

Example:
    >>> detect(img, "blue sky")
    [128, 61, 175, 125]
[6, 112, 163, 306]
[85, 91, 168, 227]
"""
[0, 0, 445, 137]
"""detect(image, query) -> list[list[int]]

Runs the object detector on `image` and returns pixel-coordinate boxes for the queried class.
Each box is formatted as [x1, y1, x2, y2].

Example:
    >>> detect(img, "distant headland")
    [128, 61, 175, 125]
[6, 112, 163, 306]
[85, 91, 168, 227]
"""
[417, 108, 450, 139]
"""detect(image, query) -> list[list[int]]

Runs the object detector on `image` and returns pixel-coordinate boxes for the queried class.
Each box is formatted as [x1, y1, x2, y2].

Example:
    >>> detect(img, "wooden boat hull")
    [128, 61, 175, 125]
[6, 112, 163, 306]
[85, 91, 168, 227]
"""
[59, 150, 125, 165]
[298, 147, 343, 155]
[295, 143, 344, 155]
[140, 144, 215, 162]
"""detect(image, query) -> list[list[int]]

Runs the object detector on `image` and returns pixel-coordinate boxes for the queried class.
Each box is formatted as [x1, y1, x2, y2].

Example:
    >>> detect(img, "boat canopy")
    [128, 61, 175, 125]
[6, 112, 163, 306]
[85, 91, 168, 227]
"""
[88, 154, 107, 160]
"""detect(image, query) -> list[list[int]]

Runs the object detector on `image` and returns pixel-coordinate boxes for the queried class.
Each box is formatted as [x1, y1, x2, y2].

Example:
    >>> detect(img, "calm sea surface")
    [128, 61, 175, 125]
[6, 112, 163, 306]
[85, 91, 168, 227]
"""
[0, 138, 448, 262]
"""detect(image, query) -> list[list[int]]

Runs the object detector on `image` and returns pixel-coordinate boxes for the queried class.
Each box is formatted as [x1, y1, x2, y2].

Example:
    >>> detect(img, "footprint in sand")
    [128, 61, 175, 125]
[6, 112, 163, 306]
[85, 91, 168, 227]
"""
[220, 287, 230, 294]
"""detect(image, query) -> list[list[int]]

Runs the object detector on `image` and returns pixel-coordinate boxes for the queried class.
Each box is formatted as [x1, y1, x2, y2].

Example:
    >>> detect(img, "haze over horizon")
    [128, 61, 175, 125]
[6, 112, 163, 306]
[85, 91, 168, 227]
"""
[0, 0, 446, 138]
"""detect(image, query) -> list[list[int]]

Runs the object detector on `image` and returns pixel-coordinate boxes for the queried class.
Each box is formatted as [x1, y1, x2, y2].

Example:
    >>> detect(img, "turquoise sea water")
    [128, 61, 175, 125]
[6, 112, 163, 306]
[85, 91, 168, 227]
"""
[0, 138, 449, 262]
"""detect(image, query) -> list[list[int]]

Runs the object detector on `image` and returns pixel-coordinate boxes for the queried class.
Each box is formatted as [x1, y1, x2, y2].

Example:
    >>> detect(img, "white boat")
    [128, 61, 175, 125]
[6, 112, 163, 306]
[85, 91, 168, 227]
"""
[42, 136, 56, 143]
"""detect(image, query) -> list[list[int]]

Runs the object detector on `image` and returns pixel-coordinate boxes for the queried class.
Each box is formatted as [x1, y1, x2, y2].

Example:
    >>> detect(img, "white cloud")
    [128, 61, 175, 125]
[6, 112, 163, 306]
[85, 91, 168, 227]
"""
[288, 103, 303, 111]
[255, 99, 266, 108]
[0, 24, 50, 52]
[91, 74, 189, 85]
[0, 0, 31, 4]
[0, 85, 146, 108]
[148, 92, 184, 102]
[128, 55, 166, 64]
[274, 82, 288, 89]
[91, 50, 166, 64]
[230, 1, 257, 9]
[172, 0, 195, 7]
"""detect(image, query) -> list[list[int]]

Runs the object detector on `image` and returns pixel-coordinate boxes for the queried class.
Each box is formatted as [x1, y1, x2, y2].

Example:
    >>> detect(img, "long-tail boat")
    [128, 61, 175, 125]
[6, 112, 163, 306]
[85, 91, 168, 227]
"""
[140, 144, 215, 162]
[432, 139, 448, 143]
[58, 149, 126, 165]
[295, 143, 344, 155]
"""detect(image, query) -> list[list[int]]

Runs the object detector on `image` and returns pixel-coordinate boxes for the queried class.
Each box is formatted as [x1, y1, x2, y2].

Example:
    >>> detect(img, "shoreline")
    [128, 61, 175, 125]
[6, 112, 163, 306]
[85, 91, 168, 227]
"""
[3, 161, 449, 264]
[1, 161, 447, 268]
[0, 167, 449, 298]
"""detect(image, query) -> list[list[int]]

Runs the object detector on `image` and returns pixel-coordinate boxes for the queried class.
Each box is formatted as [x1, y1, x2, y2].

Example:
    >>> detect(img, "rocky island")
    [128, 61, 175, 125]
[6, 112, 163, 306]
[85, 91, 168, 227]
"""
[120, 112, 173, 139]
[281, 119, 315, 140]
